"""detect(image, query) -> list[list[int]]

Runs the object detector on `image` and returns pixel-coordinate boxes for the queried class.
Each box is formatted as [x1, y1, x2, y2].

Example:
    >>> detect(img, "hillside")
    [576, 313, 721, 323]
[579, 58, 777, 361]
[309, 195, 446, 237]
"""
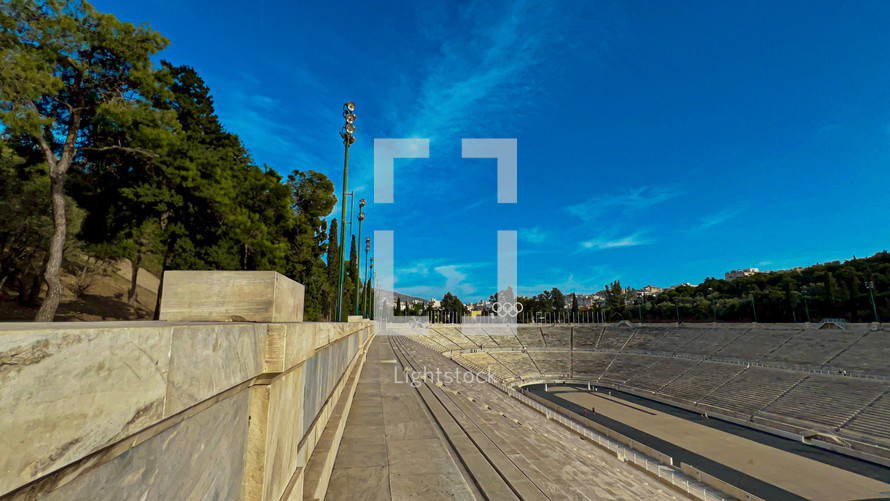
[0, 259, 157, 322]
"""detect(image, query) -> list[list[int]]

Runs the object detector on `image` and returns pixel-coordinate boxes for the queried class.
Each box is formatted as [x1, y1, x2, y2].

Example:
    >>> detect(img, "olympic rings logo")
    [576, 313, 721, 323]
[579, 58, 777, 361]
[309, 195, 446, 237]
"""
[491, 302, 523, 316]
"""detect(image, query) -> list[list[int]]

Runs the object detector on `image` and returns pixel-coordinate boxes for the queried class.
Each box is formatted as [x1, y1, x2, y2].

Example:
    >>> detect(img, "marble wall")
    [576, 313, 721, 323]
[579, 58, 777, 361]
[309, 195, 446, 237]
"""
[1, 313, 372, 499]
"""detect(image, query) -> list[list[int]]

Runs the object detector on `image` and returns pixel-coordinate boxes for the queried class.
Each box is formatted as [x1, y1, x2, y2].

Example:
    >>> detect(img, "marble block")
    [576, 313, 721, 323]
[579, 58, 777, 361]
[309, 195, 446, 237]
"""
[159, 271, 305, 323]
[0, 324, 173, 495]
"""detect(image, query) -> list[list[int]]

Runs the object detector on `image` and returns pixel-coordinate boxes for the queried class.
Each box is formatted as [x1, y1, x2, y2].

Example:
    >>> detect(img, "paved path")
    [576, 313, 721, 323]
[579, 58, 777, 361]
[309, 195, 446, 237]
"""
[547, 386, 890, 501]
[327, 337, 696, 500]
[326, 338, 476, 500]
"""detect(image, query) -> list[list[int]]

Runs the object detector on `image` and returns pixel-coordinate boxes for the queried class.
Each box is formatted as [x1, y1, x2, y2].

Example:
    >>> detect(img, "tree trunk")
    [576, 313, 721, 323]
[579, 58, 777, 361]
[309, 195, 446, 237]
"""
[152, 250, 169, 320]
[127, 250, 142, 305]
[35, 173, 67, 321]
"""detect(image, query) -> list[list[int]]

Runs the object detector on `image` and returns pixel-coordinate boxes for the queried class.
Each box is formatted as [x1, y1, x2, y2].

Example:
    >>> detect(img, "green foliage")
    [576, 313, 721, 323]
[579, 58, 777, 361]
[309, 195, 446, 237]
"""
[0, 3, 346, 321]
[441, 292, 469, 314]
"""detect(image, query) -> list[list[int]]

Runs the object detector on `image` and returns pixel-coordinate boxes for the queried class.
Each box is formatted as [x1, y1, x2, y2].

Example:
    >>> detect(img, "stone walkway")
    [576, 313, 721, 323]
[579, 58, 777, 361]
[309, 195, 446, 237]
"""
[326, 338, 476, 500]
[325, 336, 693, 500]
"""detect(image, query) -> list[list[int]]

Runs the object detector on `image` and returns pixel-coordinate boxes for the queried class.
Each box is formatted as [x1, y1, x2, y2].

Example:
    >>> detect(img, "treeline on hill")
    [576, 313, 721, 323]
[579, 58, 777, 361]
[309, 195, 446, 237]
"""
[515, 252, 889, 324]
[0, 0, 371, 321]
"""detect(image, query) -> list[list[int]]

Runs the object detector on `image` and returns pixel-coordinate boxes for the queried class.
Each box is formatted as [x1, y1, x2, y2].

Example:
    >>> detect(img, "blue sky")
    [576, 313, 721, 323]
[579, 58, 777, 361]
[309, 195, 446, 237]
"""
[98, 0, 890, 301]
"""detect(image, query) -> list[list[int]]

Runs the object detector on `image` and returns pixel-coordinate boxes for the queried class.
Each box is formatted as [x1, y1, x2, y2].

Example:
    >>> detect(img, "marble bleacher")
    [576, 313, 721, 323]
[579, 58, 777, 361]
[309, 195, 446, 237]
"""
[571, 351, 615, 379]
[625, 358, 699, 392]
[572, 325, 601, 349]
[432, 326, 479, 350]
[762, 328, 863, 367]
[698, 368, 805, 416]
[763, 376, 887, 429]
[658, 362, 746, 404]
[843, 392, 890, 442]
[516, 325, 546, 347]
[489, 351, 541, 379]
[540, 325, 572, 348]
[649, 327, 707, 353]
[597, 327, 634, 350]
[598, 354, 661, 385]
[528, 350, 572, 377]
[713, 328, 798, 361]
[679, 327, 749, 356]
[623, 326, 674, 351]
[825, 330, 890, 376]
[482, 326, 524, 347]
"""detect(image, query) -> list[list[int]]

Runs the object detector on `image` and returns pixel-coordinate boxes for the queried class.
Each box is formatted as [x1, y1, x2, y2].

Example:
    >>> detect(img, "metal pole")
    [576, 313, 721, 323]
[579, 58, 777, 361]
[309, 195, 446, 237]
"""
[336, 142, 350, 322]
[354, 204, 365, 316]
[867, 282, 880, 322]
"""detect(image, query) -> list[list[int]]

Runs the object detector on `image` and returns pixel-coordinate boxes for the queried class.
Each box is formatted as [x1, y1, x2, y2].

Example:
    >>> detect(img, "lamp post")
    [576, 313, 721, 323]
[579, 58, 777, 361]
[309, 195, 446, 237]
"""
[675, 299, 680, 324]
[363, 242, 371, 317]
[367, 260, 374, 319]
[866, 281, 880, 322]
[336, 101, 357, 322]
[354, 199, 365, 316]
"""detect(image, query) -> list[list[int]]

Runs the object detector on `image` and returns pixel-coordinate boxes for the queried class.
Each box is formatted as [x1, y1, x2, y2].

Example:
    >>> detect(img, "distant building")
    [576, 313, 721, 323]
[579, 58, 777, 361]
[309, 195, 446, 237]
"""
[724, 268, 759, 281]
[667, 283, 693, 290]
[636, 285, 663, 299]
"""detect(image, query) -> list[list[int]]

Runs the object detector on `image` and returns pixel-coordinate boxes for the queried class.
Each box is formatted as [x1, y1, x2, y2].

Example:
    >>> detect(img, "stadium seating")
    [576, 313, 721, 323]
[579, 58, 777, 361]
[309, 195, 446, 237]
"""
[698, 368, 805, 415]
[825, 330, 890, 376]
[597, 326, 634, 350]
[624, 358, 699, 392]
[763, 376, 886, 429]
[713, 328, 799, 361]
[763, 329, 863, 367]
[528, 350, 572, 377]
[679, 327, 750, 356]
[842, 392, 890, 441]
[599, 354, 661, 385]
[571, 351, 615, 379]
[658, 362, 746, 404]
[540, 325, 573, 348]
[572, 325, 601, 349]
[489, 351, 541, 379]
[623, 326, 674, 351]
[516, 325, 546, 347]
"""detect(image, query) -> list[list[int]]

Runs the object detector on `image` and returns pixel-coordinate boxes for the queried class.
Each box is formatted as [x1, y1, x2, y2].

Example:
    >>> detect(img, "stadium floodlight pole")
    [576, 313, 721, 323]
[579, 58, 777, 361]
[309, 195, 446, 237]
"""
[336, 101, 357, 322]
[354, 200, 365, 316]
[866, 281, 879, 322]
[366, 260, 374, 318]
[363, 240, 371, 317]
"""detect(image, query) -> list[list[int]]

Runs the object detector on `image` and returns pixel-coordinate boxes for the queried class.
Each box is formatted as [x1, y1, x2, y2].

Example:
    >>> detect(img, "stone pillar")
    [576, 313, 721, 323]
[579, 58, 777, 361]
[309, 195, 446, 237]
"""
[158, 271, 304, 322]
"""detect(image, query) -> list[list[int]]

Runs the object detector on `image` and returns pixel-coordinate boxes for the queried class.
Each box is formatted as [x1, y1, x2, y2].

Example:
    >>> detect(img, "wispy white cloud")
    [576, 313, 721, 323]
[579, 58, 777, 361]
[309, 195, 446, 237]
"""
[518, 265, 615, 296]
[696, 207, 744, 230]
[566, 186, 681, 223]
[580, 231, 650, 251]
[519, 226, 549, 244]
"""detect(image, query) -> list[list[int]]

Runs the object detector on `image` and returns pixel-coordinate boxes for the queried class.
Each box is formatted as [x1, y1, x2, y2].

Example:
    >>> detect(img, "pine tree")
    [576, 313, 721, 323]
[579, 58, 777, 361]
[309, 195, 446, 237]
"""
[326, 218, 340, 320]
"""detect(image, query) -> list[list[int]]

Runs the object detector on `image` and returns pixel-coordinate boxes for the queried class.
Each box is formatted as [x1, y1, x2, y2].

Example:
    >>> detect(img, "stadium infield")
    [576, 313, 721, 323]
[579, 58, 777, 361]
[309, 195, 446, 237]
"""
[529, 384, 890, 501]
